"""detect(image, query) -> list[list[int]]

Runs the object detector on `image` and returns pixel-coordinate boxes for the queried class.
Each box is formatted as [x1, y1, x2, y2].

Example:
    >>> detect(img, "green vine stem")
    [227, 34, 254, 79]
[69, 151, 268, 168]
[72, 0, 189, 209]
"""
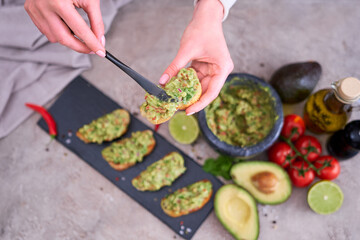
[279, 127, 329, 176]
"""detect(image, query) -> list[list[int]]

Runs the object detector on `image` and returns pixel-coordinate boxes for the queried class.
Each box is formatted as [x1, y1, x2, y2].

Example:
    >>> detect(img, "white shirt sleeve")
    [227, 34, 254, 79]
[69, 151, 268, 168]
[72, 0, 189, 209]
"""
[194, 0, 237, 21]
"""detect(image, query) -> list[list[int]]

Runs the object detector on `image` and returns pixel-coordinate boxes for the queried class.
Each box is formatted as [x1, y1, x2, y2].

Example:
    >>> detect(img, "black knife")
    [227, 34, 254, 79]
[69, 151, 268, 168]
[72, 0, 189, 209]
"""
[105, 51, 174, 102]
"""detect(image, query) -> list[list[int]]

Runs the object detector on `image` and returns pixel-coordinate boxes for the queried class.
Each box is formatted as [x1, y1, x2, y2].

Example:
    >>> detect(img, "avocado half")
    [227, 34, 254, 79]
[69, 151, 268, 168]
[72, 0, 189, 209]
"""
[231, 161, 292, 205]
[214, 185, 259, 240]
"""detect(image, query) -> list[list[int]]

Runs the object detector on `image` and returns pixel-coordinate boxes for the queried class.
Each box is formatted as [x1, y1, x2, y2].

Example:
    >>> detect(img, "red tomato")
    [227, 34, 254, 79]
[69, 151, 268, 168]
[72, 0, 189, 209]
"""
[268, 142, 296, 168]
[288, 161, 315, 187]
[281, 114, 306, 142]
[313, 156, 341, 180]
[294, 135, 322, 162]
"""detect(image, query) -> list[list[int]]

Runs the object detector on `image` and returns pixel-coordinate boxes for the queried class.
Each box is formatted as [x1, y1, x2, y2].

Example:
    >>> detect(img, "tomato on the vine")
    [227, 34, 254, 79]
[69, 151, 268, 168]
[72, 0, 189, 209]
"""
[268, 142, 296, 168]
[281, 114, 305, 142]
[288, 161, 315, 187]
[313, 156, 341, 180]
[294, 135, 322, 162]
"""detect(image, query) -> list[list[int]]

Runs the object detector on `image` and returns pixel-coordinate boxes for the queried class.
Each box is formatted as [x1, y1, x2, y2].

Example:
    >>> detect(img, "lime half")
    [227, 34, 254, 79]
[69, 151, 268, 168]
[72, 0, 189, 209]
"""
[169, 112, 199, 144]
[307, 180, 344, 215]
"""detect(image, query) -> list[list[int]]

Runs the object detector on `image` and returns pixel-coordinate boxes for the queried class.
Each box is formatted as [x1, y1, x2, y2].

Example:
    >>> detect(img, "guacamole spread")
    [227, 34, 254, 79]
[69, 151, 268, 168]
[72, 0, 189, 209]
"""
[140, 68, 200, 123]
[161, 180, 212, 216]
[206, 77, 277, 147]
[77, 109, 130, 144]
[132, 152, 186, 191]
[101, 130, 154, 165]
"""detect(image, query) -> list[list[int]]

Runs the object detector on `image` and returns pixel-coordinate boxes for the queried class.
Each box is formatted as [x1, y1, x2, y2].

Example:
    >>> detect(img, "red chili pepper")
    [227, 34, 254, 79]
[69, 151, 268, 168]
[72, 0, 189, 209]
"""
[25, 103, 57, 139]
[154, 124, 161, 132]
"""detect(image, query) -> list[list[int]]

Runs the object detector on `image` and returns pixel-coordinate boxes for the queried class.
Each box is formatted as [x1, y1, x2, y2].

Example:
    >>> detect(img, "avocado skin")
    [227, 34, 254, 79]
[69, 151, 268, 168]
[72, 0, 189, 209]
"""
[270, 62, 322, 104]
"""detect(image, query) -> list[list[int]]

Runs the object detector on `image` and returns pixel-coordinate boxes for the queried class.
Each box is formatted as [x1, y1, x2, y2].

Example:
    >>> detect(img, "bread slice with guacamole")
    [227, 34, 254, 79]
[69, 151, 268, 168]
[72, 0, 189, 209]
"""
[101, 130, 155, 171]
[140, 68, 201, 124]
[132, 152, 186, 191]
[161, 179, 212, 217]
[76, 109, 130, 144]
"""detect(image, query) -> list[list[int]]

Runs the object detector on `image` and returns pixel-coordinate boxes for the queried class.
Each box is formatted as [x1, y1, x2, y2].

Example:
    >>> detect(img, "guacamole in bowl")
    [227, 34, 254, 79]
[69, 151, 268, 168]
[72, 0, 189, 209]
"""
[198, 73, 283, 157]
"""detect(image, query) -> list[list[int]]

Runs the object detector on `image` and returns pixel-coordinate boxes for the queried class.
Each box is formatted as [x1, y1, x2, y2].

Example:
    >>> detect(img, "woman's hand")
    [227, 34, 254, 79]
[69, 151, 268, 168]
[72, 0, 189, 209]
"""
[159, 0, 234, 115]
[24, 0, 106, 57]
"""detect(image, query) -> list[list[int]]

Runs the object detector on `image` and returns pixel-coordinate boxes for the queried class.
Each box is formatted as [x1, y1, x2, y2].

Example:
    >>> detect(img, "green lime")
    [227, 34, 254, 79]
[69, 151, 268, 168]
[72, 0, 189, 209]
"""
[307, 180, 344, 215]
[169, 112, 199, 144]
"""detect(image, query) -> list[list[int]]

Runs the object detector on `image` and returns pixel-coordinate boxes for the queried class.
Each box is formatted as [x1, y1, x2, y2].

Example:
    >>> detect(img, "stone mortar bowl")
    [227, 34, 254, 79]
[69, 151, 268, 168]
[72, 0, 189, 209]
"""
[198, 73, 284, 158]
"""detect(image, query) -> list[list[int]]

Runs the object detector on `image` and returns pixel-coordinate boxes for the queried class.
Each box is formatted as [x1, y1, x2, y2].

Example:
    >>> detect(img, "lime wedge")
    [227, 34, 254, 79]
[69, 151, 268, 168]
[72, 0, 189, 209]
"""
[169, 112, 199, 144]
[307, 180, 344, 215]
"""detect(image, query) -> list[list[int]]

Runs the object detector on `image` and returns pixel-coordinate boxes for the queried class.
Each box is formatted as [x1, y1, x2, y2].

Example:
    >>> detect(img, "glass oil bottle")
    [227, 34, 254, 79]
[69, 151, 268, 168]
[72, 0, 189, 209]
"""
[304, 77, 360, 133]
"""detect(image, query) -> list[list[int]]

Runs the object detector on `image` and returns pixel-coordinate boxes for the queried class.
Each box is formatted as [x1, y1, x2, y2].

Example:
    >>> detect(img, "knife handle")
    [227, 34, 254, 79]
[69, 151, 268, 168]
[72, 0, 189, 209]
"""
[105, 51, 159, 93]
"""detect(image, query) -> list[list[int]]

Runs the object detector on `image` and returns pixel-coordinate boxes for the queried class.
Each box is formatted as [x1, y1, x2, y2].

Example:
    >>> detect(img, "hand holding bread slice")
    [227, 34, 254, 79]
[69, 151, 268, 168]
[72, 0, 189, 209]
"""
[140, 68, 201, 124]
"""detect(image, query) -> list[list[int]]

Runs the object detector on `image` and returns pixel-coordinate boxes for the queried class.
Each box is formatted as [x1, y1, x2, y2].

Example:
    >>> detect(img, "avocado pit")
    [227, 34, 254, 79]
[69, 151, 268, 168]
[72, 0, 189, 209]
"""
[251, 171, 279, 194]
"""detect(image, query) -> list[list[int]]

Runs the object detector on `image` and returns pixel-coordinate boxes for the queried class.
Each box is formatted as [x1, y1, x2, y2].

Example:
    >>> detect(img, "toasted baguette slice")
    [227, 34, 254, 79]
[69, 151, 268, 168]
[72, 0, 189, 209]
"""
[177, 81, 202, 110]
[132, 152, 186, 191]
[140, 68, 202, 125]
[141, 86, 200, 124]
[76, 109, 130, 144]
[140, 107, 172, 125]
[161, 179, 213, 217]
[102, 130, 156, 171]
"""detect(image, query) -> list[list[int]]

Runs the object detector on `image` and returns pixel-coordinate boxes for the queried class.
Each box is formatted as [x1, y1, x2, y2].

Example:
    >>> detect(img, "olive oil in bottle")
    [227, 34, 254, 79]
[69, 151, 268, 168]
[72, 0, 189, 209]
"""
[304, 77, 360, 133]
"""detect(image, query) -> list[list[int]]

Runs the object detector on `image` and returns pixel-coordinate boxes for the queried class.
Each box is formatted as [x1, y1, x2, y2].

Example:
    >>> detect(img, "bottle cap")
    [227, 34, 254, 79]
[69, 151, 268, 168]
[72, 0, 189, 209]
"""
[332, 77, 360, 103]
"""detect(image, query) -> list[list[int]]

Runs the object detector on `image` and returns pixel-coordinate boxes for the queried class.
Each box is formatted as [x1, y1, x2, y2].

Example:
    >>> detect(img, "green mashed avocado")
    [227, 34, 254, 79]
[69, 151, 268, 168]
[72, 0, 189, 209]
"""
[161, 180, 212, 216]
[101, 130, 154, 164]
[132, 152, 186, 191]
[77, 109, 130, 144]
[140, 68, 200, 123]
[206, 77, 277, 147]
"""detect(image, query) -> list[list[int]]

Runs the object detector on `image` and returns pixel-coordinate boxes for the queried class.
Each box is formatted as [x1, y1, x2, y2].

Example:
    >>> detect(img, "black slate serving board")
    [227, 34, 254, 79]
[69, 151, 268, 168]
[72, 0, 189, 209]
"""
[37, 76, 222, 239]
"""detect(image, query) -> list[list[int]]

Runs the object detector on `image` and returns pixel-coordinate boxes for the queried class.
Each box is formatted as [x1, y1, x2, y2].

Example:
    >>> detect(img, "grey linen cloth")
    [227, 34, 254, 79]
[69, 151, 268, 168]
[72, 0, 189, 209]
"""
[0, 0, 132, 139]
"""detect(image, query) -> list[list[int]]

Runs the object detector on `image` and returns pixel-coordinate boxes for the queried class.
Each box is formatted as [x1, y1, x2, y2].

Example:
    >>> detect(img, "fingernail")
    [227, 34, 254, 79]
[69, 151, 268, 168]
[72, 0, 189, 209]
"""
[187, 112, 195, 116]
[159, 74, 169, 84]
[89, 51, 95, 54]
[101, 35, 106, 47]
[96, 50, 106, 58]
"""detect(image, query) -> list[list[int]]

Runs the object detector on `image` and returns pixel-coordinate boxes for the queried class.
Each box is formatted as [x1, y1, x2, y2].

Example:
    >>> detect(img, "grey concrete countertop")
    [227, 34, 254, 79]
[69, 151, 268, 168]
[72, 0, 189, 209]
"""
[1, 0, 360, 239]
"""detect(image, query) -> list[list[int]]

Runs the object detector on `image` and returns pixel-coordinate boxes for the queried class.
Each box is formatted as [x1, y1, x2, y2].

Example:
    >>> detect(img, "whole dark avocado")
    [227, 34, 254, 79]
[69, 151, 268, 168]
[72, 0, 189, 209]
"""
[270, 62, 322, 104]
